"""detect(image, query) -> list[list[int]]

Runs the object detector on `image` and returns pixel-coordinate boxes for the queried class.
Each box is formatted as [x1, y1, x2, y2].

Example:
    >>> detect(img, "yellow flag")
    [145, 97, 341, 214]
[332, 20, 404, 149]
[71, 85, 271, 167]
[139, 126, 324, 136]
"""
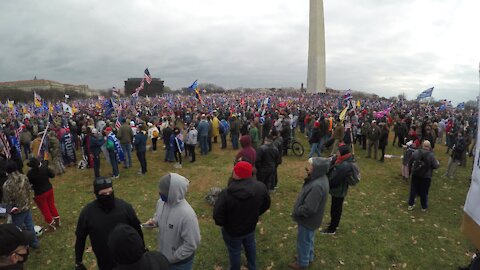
[339, 106, 348, 121]
[7, 100, 14, 110]
[357, 100, 361, 107]
[22, 107, 28, 114]
[96, 102, 101, 109]
[49, 103, 54, 113]
[72, 105, 77, 114]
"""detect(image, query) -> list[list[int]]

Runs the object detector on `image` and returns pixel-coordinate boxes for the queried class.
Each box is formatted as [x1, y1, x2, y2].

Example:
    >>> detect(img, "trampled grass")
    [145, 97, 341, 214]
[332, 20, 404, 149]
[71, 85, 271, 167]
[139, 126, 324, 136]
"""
[23, 132, 475, 269]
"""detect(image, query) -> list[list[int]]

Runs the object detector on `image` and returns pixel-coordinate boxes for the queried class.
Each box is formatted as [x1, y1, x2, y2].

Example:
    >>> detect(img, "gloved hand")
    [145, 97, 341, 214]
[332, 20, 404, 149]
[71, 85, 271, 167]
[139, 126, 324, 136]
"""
[75, 262, 87, 270]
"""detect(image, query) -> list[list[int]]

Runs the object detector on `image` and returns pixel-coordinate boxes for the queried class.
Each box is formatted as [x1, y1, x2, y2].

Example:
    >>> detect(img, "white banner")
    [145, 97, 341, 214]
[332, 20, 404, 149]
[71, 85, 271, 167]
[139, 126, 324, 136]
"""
[464, 97, 480, 225]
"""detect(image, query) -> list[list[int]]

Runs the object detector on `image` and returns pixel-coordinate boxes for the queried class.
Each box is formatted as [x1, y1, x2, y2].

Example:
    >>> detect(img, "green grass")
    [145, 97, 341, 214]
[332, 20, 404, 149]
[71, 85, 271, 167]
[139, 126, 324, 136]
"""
[22, 132, 475, 269]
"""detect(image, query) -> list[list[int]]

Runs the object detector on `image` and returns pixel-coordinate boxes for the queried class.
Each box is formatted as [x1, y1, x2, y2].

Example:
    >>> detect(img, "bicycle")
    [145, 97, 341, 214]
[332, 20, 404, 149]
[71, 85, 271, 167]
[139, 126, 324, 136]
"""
[287, 137, 305, 157]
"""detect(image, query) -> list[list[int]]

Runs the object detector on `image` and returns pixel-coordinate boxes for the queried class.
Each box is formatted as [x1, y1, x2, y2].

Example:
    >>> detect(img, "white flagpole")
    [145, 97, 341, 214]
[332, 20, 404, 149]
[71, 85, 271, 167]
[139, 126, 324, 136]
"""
[37, 114, 51, 157]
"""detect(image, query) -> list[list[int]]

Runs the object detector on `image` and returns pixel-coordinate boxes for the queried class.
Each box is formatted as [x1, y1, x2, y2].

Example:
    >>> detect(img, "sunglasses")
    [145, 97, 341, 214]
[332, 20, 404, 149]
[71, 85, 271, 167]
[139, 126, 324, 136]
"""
[94, 178, 112, 185]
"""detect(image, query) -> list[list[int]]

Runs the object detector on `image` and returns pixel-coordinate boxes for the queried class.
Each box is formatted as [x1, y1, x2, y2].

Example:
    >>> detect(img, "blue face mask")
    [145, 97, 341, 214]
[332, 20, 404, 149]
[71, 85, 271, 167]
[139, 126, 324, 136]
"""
[160, 193, 168, 202]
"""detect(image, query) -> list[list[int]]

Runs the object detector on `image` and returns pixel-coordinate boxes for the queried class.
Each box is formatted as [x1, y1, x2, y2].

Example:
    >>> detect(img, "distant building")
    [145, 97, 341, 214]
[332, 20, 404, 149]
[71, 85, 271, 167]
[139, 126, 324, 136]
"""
[124, 78, 164, 96]
[0, 78, 91, 96]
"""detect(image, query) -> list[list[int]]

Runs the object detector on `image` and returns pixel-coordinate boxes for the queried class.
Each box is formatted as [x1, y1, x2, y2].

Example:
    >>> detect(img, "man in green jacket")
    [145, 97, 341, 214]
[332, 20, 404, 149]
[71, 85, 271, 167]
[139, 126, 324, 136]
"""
[117, 119, 133, 168]
[323, 144, 357, 235]
[366, 120, 381, 159]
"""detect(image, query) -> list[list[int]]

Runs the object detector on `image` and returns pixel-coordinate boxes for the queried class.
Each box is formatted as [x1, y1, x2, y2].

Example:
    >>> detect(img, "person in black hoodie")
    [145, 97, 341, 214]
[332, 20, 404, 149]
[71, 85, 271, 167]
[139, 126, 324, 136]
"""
[26, 158, 60, 232]
[89, 129, 105, 178]
[255, 136, 281, 191]
[108, 224, 169, 270]
[308, 121, 322, 158]
[74, 177, 143, 270]
[213, 161, 270, 270]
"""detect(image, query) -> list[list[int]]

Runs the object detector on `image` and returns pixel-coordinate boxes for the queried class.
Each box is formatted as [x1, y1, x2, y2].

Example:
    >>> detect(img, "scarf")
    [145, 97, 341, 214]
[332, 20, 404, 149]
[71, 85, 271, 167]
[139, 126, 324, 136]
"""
[335, 153, 352, 165]
[108, 133, 125, 162]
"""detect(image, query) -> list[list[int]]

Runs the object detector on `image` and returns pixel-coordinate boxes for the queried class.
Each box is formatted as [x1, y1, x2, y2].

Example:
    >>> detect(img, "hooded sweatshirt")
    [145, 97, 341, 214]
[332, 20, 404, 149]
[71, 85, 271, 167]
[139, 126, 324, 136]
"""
[235, 135, 256, 165]
[213, 176, 271, 237]
[153, 173, 201, 264]
[292, 157, 330, 231]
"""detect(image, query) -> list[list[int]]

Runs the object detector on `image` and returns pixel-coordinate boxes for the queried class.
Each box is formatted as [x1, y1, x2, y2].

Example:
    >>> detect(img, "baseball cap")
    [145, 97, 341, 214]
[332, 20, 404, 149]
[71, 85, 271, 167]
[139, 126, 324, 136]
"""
[0, 224, 35, 255]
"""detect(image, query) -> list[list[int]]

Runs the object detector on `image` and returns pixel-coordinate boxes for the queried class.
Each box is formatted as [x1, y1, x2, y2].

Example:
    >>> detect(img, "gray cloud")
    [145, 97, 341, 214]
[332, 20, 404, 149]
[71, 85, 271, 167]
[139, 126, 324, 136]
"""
[0, 0, 478, 104]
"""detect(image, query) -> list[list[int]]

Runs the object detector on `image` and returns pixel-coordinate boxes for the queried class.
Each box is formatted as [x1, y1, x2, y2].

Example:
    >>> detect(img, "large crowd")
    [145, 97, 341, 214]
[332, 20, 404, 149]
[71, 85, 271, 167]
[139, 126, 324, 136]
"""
[0, 91, 478, 270]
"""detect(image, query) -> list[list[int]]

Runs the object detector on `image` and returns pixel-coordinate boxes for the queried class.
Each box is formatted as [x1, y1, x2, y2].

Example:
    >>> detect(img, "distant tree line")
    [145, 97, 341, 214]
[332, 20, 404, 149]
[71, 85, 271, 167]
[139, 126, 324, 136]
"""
[0, 88, 89, 103]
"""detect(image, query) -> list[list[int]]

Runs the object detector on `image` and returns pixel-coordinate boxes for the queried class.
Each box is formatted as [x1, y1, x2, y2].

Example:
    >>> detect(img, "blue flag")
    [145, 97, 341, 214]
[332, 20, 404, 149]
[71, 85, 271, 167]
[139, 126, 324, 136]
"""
[104, 98, 115, 117]
[188, 80, 198, 91]
[457, 102, 465, 109]
[417, 87, 434, 100]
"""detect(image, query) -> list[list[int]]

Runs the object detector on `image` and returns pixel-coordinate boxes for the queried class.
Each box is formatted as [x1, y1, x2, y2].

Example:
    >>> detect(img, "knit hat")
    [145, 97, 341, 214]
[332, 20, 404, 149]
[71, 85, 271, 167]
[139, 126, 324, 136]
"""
[105, 127, 113, 133]
[93, 177, 113, 194]
[6, 161, 17, 174]
[0, 224, 35, 256]
[233, 161, 252, 179]
[108, 224, 144, 265]
[338, 144, 350, 156]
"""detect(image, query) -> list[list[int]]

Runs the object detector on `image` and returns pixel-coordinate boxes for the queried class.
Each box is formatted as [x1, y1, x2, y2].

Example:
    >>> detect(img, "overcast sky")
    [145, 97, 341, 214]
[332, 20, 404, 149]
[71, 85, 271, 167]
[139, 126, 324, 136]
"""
[0, 0, 479, 104]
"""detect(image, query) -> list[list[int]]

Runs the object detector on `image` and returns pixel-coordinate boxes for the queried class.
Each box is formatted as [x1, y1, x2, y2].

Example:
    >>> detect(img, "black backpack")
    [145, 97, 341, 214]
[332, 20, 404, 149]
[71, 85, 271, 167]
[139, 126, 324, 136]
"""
[411, 150, 429, 177]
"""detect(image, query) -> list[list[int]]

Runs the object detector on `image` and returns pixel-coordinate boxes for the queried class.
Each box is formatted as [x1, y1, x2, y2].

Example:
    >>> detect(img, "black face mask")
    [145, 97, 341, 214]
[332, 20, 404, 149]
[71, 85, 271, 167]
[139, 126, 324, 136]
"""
[96, 192, 115, 211]
[16, 249, 29, 264]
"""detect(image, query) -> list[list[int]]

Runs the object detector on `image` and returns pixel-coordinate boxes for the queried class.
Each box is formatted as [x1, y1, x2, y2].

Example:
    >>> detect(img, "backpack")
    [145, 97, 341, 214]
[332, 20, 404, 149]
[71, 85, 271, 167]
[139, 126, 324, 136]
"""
[152, 129, 159, 138]
[106, 139, 115, 151]
[411, 151, 429, 177]
[205, 187, 222, 206]
[347, 161, 361, 186]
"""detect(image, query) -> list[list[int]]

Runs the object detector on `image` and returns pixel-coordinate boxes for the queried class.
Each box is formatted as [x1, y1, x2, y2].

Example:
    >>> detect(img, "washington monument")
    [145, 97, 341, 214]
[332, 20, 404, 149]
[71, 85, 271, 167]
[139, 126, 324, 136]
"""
[307, 0, 326, 93]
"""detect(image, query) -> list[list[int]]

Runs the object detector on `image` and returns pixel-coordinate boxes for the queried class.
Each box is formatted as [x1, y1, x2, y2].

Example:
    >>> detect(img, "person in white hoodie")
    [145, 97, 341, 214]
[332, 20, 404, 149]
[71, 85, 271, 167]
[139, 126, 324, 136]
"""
[145, 173, 201, 270]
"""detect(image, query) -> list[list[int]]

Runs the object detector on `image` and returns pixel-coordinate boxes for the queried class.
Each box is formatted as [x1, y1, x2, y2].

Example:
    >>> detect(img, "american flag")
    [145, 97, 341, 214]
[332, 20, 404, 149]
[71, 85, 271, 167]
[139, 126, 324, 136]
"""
[0, 132, 11, 159]
[112, 87, 120, 98]
[115, 118, 121, 130]
[144, 68, 152, 84]
[14, 123, 23, 139]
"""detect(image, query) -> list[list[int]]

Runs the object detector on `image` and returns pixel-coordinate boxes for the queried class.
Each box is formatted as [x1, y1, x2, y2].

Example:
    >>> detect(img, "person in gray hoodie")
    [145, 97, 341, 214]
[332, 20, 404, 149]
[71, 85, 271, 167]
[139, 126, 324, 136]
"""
[288, 157, 330, 270]
[144, 173, 201, 270]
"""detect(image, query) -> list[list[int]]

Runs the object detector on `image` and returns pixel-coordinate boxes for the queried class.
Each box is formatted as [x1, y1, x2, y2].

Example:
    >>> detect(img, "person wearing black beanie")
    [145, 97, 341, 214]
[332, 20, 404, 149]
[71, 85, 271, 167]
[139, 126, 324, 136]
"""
[74, 177, 143, 270]
[108, 224, 169, 270]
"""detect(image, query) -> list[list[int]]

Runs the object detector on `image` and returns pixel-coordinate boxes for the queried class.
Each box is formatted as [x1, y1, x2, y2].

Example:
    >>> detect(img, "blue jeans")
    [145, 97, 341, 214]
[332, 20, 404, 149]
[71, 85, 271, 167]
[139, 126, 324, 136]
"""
[199, 135, 208, 155]
[121, 143, 132, 167]
[169, 254, 194, 270]
[22, 143, 30, 160]
[109, 151, 119, 176]
[296, 224, 315, 267]
[231, 133, 239, 150]
[308, 143, 321, 158]
[221, 228, 256, 270]
[12, 210, 39, 248]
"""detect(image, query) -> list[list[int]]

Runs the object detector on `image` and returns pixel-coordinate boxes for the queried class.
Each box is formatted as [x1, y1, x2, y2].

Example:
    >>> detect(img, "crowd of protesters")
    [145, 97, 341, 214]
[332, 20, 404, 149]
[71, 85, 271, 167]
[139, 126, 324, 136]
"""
[0, 90, 478, 269]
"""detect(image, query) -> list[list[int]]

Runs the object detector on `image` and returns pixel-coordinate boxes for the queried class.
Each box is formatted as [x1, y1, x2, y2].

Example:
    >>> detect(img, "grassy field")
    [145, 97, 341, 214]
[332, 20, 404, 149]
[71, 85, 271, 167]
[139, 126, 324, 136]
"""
[23, 131, 475, 270]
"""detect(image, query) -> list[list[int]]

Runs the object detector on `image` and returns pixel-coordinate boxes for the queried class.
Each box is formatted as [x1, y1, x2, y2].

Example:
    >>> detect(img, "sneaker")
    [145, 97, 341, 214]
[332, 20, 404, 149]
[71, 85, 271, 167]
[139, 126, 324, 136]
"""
[408, 205, 415, 211]
[321, 229, 336, 235]
[421, 208, 428, 212]
[113, 175, 120, 179]
[288, 261, 308, 269]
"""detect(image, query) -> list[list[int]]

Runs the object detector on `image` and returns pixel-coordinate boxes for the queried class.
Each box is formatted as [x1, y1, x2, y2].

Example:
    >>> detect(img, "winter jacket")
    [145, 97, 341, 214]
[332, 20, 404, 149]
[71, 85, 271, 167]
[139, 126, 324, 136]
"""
[292, 157, 330, 231]
[27, 165, 55, 196]
[367, 125, 382, 141]
[89, 135, 105, 156]
[235, 135, 256, 165]
[332, 124, 345, 140]
[152, 173, 201, 264]
[20, 130, 32, 145]
[408, 149, 440, 179]
[212, 117, 220, 137]
[134, 132, 147, 152]
[75, 197, 143, 270]
[328, 155, 356, 198]
[186, 129, 198, 145]
[255, 143, 280, 173]
[2, 172, 32, 212]
[249, 126, 260, 149]
[309, 127, 321, 144]
[197, 120, 209, 136]
[230, 118, 241, 134]
[213, 176, 270, 237]
[379, 127, 389, 148]
[118, 123, 134, 144]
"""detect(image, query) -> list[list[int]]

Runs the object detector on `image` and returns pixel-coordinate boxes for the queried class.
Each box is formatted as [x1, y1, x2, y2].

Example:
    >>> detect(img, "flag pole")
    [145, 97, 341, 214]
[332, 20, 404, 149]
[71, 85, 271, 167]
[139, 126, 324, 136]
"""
[37, 114, 51, 158]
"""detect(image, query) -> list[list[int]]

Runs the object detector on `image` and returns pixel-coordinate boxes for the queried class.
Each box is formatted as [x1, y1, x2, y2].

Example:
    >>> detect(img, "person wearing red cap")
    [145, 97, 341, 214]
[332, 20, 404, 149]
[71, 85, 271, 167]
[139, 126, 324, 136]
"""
[213, 161, 270, 270]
